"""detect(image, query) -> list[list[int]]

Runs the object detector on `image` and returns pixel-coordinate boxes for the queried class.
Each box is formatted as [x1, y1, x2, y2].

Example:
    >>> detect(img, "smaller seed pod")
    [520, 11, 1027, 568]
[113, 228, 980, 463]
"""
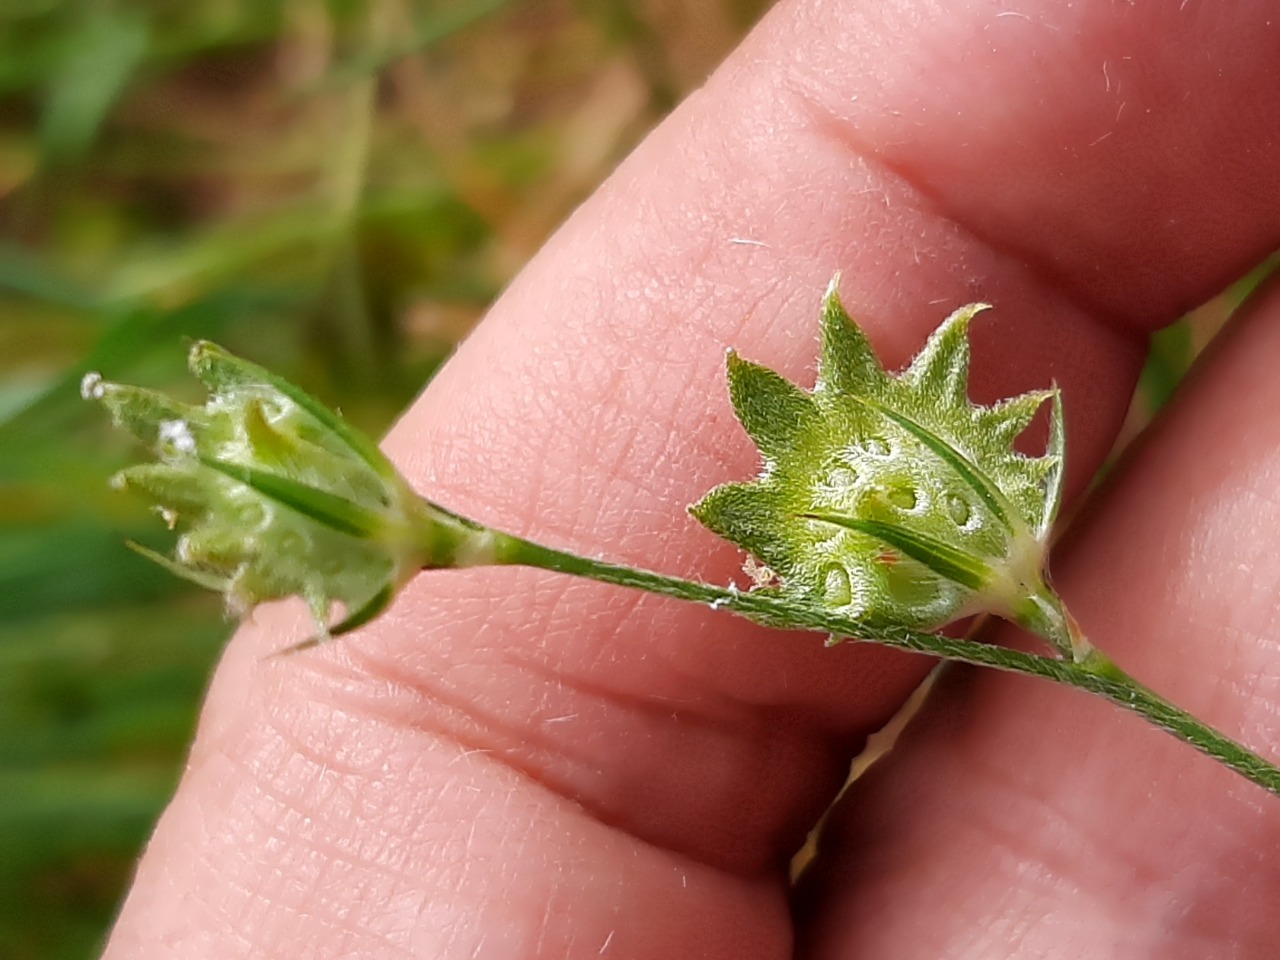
[86, 343, 497, 647]
[690, 276, 1078, 657]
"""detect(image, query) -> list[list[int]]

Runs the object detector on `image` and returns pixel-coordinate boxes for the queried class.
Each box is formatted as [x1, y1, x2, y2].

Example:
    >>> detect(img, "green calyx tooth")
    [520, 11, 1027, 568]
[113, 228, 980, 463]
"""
[726, 351, 817, 458]
[817, 274, 883, 395]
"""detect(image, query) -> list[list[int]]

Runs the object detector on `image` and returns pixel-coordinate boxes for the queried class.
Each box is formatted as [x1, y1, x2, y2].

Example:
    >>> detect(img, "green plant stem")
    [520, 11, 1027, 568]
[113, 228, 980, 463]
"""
[473, 515, 1280, 797]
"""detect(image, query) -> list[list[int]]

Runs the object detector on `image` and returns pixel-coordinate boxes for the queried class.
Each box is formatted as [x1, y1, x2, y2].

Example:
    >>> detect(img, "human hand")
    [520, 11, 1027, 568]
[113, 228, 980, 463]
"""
[102, 2, 1280, 957]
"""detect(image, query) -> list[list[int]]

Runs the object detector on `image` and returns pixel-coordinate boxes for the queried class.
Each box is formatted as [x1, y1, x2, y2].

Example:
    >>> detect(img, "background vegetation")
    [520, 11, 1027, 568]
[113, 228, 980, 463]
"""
[0, 2, 1260, 957]
[0, 2, 768, 956]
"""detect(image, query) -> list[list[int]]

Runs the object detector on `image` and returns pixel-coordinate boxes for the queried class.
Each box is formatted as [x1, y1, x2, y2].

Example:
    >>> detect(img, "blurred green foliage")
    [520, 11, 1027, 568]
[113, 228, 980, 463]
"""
[0, 1, 767, 956]
[1129, 256, 1276, 432]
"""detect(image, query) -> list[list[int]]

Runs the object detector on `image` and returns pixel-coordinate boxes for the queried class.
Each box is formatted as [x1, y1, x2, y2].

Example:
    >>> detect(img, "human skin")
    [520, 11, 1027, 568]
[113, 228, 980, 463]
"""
[102, 1, 1280, 958]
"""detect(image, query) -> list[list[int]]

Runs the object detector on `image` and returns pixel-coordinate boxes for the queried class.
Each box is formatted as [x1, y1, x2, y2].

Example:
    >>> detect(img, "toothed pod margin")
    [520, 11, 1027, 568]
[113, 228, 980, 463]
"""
[689, 276, 1076, 657]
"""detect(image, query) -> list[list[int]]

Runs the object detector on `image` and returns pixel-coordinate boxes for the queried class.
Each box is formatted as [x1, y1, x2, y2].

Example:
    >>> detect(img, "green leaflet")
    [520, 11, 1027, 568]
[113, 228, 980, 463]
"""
[691, 276, 1072, 653]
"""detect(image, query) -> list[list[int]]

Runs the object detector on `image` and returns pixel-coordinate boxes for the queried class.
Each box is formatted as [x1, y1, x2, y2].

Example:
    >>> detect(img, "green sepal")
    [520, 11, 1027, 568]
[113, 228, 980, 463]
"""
[856, 396, 1015, 534]
[125, 540, 228, 592]
[817, 274, 883, 395]
[196, 456, 385, 539]
[95, 383, 207, 451]
[112, 463, 216, 520]
[977, 388, 1055, 447]
[189, 341, 396, 483]
[689, 480, 788, 570]
[277, 582, 399, 657]
[902, 302, 990, 404]
[726, 351, 817, 458]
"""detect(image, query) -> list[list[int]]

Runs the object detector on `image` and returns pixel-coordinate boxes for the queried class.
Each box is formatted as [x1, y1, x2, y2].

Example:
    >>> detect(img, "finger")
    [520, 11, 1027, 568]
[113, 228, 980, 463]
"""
[781, 0, 1280, 323]
[106, 0, 1280, 956]
[795, 282, 1280, 957]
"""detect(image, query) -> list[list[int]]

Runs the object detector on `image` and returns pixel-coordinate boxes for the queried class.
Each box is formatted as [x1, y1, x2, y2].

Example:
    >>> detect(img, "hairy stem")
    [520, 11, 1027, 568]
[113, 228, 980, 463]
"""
[475, 513, 1280, 798]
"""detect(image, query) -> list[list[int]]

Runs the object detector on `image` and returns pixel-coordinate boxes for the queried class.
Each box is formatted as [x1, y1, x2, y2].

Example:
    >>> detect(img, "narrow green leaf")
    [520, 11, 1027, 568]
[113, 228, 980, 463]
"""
[802, 512, 992, 591]
[1138, 320, 1194, 414]
[39, 11, 149, 162]
[853, 396, 1016, 533]
[124, 541, 228, 593]
[196, 457, 382, 539]
[278, 583, 398, 656]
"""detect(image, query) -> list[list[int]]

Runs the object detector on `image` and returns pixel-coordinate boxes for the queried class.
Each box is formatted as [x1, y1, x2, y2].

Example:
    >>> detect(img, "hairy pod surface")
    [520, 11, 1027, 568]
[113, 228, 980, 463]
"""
[690, 277, 1073, 652]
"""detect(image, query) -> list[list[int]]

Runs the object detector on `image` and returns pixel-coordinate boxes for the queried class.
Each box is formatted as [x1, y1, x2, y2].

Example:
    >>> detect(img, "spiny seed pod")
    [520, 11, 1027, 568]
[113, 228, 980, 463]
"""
[690, 276, 1081, 658]
[84, 343, 496, 646]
